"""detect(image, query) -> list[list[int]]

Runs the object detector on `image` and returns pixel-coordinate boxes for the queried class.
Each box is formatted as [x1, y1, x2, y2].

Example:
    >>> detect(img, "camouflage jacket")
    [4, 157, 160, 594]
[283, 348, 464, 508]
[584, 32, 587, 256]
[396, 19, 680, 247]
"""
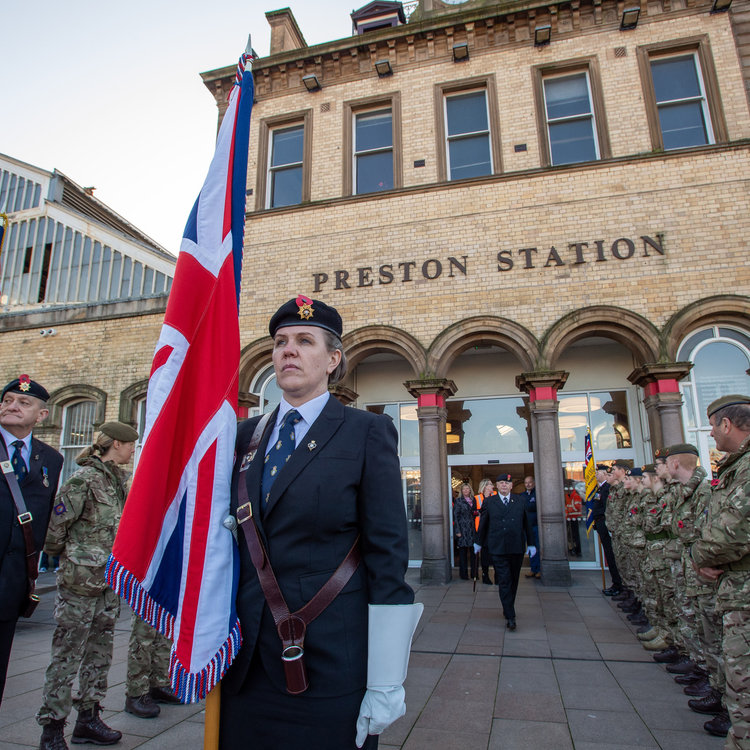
[44, 455, 128, 596]
[622, 488, 646, 547]
[691, 436, 750, 612]
[671, 466, 710, 545]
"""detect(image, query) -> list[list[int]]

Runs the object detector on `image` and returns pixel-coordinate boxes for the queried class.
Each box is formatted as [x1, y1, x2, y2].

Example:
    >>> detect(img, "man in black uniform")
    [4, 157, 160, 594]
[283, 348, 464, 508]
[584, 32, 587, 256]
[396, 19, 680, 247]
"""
[0, 376, 63, 704]
[592, 464, 623, 596]
[477, 473, 535, 631]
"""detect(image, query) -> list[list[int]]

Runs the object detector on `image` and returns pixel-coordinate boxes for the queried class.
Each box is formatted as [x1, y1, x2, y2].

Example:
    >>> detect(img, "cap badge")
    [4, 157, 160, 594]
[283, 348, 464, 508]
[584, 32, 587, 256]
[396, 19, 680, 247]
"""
[19, 375, 31, 392]
[296, 295, 314, 321]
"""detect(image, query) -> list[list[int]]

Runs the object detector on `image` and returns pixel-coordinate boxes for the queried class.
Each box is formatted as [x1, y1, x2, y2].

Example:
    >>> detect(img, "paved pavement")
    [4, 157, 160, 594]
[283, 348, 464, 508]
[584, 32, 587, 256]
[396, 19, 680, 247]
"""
[0, 569, 723, 749]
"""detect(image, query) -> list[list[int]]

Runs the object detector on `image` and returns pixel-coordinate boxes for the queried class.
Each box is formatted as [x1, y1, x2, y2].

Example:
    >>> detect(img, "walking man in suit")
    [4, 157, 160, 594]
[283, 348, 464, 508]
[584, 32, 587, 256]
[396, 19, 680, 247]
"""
[476, 473, 535, 631]
[0, 376, 63, 704]
[592, 464, 623, 595]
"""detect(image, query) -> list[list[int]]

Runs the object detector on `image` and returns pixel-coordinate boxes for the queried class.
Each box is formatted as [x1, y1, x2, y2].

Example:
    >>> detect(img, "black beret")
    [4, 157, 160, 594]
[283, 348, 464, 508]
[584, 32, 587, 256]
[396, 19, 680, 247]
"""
[626, 467, 643, 477]
[2, 375, 50, 402]
[707, 394, 750, 418]
[665, 443, 699, 457]
[99, 421, 139, 442]
[269, 295, 343, 338]
[496, 473, 513, 482]
[595, 463, 610, 471]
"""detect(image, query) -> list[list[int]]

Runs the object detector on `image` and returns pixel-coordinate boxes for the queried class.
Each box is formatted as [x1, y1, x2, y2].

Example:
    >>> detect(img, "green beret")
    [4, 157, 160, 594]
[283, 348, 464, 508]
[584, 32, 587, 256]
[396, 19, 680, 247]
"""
[707, 394, 750, 418]
[642, 463, 656, 474]
[99, 421, 139, 442]
[664, 442, 698, 457]
[612, 459, 630, 470]
[654, 446, 668, 459]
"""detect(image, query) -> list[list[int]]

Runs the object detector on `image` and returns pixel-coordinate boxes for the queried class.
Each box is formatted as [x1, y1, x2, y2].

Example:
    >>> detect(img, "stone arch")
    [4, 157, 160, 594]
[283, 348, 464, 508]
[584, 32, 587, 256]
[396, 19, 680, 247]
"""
[662, 295, 750, 360]
[119, 379, 149, 427]
[541, 306, 660, 369]
[427, 316, 539, 377]
[343, 325, 426, 376]
[239, 337, 274, 393]
[46, 384, 108, 431]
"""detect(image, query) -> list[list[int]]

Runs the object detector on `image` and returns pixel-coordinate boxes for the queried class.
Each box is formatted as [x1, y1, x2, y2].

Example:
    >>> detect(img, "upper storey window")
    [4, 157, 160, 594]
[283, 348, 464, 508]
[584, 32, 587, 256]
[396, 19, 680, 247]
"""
[444, 89, 493, 180]
[268, 125, 304, 208]
[354, 108, 394, 194]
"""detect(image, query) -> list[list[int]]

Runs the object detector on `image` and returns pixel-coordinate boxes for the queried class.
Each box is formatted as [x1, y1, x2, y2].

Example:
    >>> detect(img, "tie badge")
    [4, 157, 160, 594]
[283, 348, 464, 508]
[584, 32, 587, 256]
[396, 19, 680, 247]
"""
[307, 440, 317, 451]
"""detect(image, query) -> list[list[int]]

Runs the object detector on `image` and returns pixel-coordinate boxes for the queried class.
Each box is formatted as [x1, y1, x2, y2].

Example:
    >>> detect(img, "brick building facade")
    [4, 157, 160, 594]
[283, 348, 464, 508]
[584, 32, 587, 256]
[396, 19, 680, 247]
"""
[2, 0, 750, 583]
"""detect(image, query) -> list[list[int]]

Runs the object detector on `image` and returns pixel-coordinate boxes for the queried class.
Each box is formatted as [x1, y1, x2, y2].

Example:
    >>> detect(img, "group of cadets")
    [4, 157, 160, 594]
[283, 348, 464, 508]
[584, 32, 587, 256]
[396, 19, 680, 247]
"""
[602, 394, 750, 749]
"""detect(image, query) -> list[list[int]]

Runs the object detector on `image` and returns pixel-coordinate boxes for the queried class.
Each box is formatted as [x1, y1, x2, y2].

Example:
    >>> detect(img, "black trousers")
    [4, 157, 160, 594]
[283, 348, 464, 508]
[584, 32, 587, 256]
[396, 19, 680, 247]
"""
[491, 553, 524, 620]
[593, 517, 622, 588]
[457, 547, 478, 579]
[0, 618, 17, 707]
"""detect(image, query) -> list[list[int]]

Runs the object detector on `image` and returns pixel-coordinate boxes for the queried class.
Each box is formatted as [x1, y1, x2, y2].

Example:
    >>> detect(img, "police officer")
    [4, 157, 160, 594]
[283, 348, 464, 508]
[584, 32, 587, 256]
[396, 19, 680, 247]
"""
[37, 421, 138, 750]
[0, 376, 63, 705]
[691, 394, 750, 749]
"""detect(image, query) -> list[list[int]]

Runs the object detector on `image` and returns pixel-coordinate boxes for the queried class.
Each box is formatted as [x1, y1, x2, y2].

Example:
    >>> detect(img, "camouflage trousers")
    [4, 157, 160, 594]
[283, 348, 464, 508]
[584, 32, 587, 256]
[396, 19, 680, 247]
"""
[695, 592, 724, 694]
[722, 610, 750, 750]
[36, 586, 120, 723]
[126, 615, 172, 697]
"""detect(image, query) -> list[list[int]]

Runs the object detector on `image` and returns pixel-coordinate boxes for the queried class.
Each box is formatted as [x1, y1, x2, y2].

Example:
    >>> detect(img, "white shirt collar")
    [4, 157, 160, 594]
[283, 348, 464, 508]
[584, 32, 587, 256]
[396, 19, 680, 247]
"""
[0, 425, 31, 459]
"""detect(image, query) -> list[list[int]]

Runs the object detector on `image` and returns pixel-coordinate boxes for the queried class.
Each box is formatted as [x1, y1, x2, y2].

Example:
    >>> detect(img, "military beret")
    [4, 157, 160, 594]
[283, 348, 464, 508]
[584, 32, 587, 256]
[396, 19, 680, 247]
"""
[642, 464, 656, 474]
[595, 463, 610, 471]
[1, 375, 50, 402]
[665, 443, 699, 457]
[653, 446, 667, 459]
[496, 473, 513, 482]
[626, 467, 643, 477]
[707, 394, 750, 418]
[269, 295, 343, 338]
[99, 421, 139, 442]
[612, 459, 630, 470]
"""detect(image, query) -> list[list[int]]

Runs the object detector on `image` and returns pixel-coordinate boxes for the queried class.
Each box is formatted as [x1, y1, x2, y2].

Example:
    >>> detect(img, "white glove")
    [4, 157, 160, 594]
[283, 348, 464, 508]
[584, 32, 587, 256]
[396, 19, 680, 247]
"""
[473, 543, 481, 554]
[355, 603, 423, 748]
[527, 546, 537, 557]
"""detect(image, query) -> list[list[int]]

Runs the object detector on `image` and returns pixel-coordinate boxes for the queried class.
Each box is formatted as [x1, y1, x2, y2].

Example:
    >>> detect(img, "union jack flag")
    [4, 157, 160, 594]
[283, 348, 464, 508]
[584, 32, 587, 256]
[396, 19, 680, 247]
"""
[584, 430, 597, 537]
[106, 44, 254, 703]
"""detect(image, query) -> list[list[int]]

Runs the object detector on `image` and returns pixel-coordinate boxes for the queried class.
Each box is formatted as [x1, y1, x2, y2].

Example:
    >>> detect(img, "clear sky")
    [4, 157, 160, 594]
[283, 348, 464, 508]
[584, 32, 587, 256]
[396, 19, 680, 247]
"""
[2, 1, 361, 254]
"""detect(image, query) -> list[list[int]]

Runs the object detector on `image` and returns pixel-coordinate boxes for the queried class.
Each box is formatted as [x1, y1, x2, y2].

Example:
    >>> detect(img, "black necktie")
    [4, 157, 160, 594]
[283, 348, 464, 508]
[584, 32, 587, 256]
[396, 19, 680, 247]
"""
[261, 409, 302, 506]
[11, 440, 28, 482]
[502, 496, 509, 505]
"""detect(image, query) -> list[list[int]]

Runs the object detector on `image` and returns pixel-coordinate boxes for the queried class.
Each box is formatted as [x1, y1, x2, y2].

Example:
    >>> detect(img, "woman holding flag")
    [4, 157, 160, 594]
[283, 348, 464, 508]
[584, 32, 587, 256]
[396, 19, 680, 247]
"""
[220, 296, 422, 750]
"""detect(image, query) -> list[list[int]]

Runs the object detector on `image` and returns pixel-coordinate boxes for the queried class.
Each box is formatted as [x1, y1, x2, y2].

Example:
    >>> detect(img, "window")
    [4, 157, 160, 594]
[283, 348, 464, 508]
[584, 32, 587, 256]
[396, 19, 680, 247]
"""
[60, 400, 97, 481]
[534, 59, 609, 167]
[543, 72, 599, 165]
[344, 94, 401, 197]
[637, 37, 726, 151]
[354, 109, 393, 194]
[257, 110, 312, 210]
[445, 90, 492, 180]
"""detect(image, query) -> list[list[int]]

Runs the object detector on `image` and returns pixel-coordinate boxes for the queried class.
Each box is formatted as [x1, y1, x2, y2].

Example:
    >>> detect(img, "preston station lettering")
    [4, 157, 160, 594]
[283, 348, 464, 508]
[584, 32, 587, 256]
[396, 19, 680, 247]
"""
[311, 234, 665, 292]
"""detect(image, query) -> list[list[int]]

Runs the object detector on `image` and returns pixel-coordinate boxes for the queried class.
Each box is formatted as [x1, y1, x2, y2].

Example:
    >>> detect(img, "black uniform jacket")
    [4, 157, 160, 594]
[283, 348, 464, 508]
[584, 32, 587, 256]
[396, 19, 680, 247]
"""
[0, 436, 63, 620]
[478, 492, 533, 556]
[590, 481, 609, 520]
[223, 395, 414, 699]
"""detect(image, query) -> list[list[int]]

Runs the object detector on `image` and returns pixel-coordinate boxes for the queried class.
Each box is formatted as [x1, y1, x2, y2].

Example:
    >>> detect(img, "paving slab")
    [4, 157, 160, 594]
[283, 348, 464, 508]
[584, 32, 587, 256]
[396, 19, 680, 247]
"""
[0, 569, 721, 749]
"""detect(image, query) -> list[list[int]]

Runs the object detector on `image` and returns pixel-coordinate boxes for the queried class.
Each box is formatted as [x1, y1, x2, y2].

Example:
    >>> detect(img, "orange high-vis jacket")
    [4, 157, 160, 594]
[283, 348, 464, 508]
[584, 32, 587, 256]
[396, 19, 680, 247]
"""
[473, 494, 484, 532]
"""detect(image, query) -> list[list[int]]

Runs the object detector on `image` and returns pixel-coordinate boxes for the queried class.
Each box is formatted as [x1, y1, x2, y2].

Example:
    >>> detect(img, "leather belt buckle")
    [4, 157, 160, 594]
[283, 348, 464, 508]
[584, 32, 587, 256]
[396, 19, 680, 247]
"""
[236, 503, 253, 524]
[18, 511, 33, 525]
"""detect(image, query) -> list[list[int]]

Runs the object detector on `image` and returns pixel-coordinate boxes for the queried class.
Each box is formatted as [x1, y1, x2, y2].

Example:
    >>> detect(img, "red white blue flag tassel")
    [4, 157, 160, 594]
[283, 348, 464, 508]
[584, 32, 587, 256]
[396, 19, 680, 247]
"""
[106, 42, 254, 703]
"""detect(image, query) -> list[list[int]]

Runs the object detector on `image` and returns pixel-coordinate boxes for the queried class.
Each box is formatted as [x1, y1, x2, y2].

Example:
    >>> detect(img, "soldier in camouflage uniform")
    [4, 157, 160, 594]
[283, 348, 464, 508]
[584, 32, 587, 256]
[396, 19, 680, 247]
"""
[691, 395, 750, 750]
[620, 469, 649, 627]
[607, 461, 633, 603]
[124, 615, 179, 718]
[36, 421, 138, 750]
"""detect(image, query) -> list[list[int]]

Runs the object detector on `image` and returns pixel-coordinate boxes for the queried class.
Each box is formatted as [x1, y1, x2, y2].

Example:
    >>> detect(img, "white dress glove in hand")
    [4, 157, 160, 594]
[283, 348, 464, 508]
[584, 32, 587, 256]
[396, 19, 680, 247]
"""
[355, 603, 423, 748]
[526, 546, 537, 557]
[356, 686, 405, 746]
[473, 543, 481, 554]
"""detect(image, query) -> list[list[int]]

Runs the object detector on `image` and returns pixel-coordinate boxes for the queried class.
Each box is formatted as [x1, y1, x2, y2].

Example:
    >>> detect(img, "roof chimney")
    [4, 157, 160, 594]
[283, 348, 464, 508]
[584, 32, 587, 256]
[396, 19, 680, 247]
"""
[266, 8, 307, 55]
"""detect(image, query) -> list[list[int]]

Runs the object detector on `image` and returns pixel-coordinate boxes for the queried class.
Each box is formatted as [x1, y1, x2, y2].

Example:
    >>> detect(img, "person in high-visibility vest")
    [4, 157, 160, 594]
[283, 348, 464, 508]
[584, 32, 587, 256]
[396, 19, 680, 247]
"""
[474, 479, 496, 584]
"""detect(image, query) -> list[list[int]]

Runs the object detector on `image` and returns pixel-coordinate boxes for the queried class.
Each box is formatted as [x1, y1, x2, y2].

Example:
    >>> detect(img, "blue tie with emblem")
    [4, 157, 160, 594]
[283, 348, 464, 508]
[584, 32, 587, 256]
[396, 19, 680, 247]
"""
[261, 409, 302, 507]
[11, 440, 28, 482]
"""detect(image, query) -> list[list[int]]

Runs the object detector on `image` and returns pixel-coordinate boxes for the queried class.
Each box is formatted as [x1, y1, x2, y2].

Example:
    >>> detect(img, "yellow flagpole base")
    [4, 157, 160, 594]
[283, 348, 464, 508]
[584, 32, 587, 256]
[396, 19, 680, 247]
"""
[204, 683, 221, 750]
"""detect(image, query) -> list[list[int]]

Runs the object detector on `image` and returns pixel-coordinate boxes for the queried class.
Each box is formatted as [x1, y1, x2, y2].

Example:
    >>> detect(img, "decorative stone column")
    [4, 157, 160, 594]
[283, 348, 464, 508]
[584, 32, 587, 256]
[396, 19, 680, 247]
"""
[404, 378, 457, 584]
[329, 384, 358, 406]
[627, 363, 693, 450]
[238, 392, 259, 419]
[516, 371, 571, 587]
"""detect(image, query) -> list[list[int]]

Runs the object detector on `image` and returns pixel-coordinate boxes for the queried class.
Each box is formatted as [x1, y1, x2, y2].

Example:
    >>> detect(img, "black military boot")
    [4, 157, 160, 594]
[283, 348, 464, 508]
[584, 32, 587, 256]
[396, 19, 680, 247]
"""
[71, 703, 122, 745]
[149, 686, 181, 704]
[704, 710, 731, 737]
[125, 693, 160, 718]
[688, 690, 723, 715]
[666, 657, 698, 674]
[39, 718, 68, 750]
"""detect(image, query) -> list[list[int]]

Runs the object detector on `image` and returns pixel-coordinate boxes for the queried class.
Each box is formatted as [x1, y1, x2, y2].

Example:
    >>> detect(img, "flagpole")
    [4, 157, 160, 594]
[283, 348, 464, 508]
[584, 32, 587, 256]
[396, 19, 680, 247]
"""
[204, 684, 221, 750]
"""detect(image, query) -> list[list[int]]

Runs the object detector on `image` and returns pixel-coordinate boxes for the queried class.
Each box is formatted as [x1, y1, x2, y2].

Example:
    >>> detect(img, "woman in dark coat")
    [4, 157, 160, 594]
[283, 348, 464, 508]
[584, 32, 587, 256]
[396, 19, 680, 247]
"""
[453, 483, 477, 580]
